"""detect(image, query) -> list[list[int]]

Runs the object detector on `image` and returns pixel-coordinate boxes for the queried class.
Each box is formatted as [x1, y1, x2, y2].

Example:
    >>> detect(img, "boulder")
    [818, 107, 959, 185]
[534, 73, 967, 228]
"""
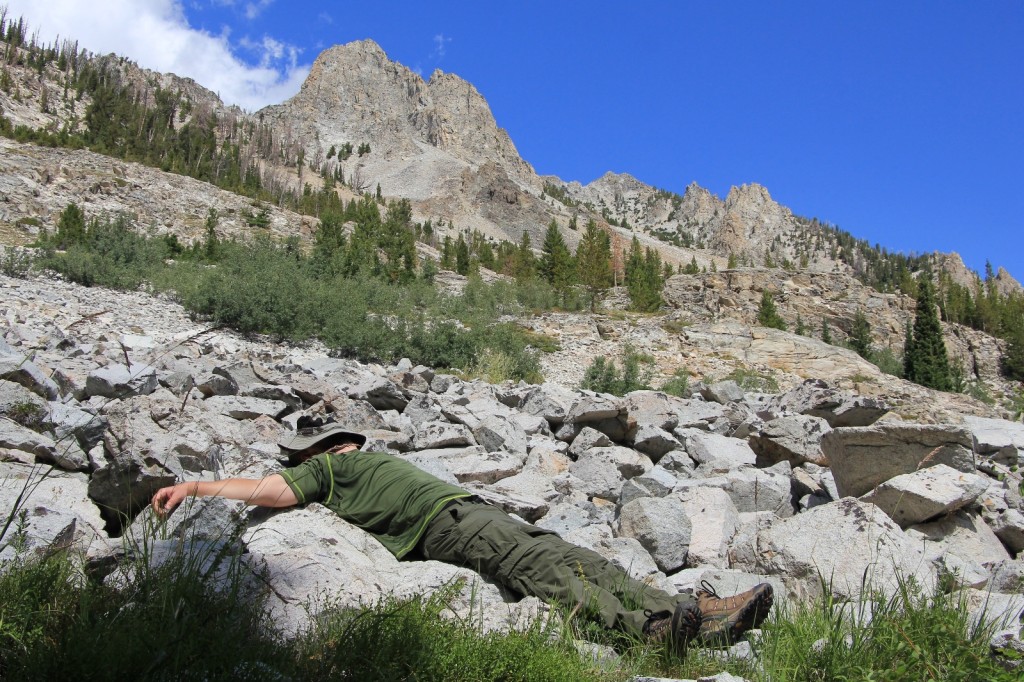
[618, 466, 678, 506]
[0, 461, 106, 563]
[772, 379, 889, 427]
[568, 426, 612, 458]
[987, 559, 1024, 593]
[675, 487, 739, 568]
[241, 503, 525, 636]
[622, 390, 681, 431]
[728, 511, 777, 571]
[989, 509, 1024, 555]
[418, 446, 525, 485]
[617, 496, 692, 573]
[85, 363, 158, 399]
[720, 462, 794, 517]
[203, 395, 288, 420]
[520, 382, 576, 425]
[565, 392, 623, 424]
[679, 428, 757, 470]
[569, 446, 652, 501]
[194, 371, 238, 397]
[0, 416, 61, 462]
[754, 498, 932, 601]
[472, 414, 528, 454]
[860, 464, 990, 528]
[0, 379, 46, 415]
[701, 380, 744, 404]
[822, 423, 976, 498]
[348, 376, 408, 411]
[907, 511, 1012, 573]
[675, 399, 728, 431]
[413, 421, 476, 449]
[748, 414, 831, 467]
[629, 424, 680, 461]
[963, 415, 1024, 467]
[42, 400, 107, 451]
[0, 352, 60, 400]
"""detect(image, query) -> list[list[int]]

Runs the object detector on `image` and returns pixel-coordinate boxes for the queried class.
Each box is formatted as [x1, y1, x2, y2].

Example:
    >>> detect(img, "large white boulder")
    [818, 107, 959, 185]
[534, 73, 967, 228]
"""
[860, 464, 990, 528]
[754, 498, 932, 601]
[822, 423, 976, 498]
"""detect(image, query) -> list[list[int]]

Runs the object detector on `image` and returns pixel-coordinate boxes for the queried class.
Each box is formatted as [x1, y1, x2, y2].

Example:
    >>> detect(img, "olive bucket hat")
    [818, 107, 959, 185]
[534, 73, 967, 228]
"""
[278, 422, 367, 455]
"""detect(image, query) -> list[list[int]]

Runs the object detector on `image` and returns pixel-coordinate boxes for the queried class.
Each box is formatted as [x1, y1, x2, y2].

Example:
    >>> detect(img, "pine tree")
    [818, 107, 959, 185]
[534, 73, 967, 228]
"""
[848, 309, 873, 359]
[795, 313, 806, 336]
[904, 278, 952, 390]
[756, 291, 787, 330]
[511, 231, 536, 281]
[454, 233, 471, 276]
[440, 235, 454, 270]
[1002, 325, 1024, 381]
[576, 219, 613, 311]
[539, 219, 574, 294]
[55, 202, 86, 247]
[821, 318, 832, 344]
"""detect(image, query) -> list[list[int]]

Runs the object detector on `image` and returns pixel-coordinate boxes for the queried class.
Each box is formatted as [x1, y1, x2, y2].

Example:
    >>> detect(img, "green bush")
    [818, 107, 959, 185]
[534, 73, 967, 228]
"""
[580, 345, 653, 396]
[871, 347, 904, 377]
[723, 368, 779, 393]
[0, 248, 33, 278]
[3, 402, 45, 432]
[660, 368, 690, 397]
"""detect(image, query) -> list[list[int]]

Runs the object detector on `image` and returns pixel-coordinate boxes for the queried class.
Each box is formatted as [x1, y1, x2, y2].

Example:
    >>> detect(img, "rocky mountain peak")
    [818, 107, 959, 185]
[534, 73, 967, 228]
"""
[995, 267, 1023, 298]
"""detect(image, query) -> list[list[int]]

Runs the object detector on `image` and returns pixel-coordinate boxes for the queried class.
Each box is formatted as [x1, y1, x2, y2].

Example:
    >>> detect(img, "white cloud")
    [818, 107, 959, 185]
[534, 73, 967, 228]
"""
[244, 0, 274, 20]
[432, 33, 451, 59]
[2, 0, 308, 111]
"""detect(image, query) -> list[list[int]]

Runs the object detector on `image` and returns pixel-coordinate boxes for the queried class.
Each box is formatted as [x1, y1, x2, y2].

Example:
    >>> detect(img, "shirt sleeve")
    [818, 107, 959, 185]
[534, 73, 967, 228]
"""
[279, 453, 331, 505]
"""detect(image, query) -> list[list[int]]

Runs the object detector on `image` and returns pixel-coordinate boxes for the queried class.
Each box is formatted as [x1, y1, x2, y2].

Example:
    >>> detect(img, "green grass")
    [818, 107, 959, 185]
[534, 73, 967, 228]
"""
[2, 531, 1018, 682]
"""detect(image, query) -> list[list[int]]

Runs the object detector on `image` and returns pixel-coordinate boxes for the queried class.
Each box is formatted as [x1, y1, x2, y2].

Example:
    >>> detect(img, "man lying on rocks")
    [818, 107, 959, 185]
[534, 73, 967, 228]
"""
[152, 422, 773, 649]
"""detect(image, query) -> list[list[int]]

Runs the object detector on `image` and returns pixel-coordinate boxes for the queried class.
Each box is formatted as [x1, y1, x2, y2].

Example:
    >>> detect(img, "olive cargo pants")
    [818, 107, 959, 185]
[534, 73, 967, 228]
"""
[419, 499, 694, 637]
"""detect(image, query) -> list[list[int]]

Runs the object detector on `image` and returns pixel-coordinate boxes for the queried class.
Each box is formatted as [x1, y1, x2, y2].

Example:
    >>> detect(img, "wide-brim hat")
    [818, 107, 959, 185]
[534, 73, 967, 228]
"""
[278, 423, 367, 454]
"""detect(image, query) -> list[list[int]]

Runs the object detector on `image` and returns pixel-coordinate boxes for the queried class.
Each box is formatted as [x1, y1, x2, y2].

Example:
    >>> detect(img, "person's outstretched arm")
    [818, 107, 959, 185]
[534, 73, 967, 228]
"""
[152, 475, 299, 516]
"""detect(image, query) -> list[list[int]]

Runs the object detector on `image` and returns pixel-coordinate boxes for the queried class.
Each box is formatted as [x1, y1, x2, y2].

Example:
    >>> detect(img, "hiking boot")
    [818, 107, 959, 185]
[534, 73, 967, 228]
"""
[643, 601, 702, 649]
[695, 580, 773, 647]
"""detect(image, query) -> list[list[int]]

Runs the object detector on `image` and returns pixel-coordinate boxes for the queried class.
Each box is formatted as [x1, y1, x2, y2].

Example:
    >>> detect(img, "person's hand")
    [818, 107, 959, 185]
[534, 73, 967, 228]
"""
[152, 483, 190, 517]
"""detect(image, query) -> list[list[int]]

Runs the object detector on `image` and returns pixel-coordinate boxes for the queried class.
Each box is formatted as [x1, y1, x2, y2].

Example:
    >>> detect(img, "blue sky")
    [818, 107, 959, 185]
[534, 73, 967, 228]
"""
[9, 1, 1024, 282]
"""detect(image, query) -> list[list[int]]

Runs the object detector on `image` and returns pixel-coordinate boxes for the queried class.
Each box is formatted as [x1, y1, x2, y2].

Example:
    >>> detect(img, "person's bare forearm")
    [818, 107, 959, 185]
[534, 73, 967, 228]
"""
[153, 474, 298, 515]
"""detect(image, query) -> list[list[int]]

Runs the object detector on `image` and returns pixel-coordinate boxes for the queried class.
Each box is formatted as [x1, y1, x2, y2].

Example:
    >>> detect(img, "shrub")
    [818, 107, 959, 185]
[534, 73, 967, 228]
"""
[660, 368, 690, 397]
[580, 345, 653, 396]
[3, 401, 45, 432]
[723, 368, 779, 393]
[0, 247, 33, 278]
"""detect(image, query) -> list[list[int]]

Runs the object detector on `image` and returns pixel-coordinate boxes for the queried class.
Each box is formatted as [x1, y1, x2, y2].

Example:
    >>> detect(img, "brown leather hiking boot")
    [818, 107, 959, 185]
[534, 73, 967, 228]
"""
[695, 581, 773, 647]
[643, 601, 702, 649]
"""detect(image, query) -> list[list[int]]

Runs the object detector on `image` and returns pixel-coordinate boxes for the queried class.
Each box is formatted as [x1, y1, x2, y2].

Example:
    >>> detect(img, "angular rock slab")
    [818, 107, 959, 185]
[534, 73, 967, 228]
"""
[748, 414, 831, 467]
[754, 498, 932, 601]
[772, 379, 889, 427]
[822, 423, 976, 498]
[680, 428, 757, 470]
[0, 462, 106, 563]
[85, 362, 159, 399]
[675, 487, 739, 568]
[617, 496, 692, 573]
[241, 504, 528, 636]
[860, 464, 990, 528]
[907, 511, 1011, 574]
[568, 446, 652, 501]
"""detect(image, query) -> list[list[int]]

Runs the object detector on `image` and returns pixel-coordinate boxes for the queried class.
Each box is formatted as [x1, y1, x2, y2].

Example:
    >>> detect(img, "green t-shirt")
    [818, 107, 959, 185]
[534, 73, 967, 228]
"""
[280, 451, 469, 558]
